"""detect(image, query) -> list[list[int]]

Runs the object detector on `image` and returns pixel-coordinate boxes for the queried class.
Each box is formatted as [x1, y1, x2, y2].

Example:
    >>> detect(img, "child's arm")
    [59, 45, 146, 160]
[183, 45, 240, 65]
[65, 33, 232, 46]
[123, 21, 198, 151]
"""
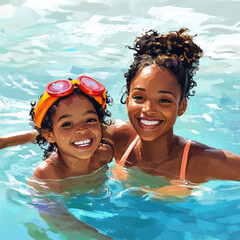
[0, 130, 38, 149]
[29, 190, 113, 239]
[39, 201, 113, 239]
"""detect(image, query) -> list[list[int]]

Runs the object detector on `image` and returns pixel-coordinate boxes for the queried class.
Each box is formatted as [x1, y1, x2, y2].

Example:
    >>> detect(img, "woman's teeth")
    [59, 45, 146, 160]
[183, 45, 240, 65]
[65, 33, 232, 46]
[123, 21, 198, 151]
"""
[140, 119, 160, 125]
[73, 139, 91, 147]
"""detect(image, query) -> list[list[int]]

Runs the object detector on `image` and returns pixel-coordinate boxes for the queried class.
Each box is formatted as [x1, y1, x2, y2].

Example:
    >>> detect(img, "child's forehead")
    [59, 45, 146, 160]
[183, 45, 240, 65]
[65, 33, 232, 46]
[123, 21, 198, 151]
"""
[57, 94, 95, 111]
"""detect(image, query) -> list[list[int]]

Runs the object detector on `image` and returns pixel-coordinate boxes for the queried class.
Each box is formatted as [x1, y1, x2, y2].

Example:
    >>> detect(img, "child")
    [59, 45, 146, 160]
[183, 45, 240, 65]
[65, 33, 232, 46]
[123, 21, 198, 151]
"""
[2, 29, 240, 186]
[29, 76, 113, 180]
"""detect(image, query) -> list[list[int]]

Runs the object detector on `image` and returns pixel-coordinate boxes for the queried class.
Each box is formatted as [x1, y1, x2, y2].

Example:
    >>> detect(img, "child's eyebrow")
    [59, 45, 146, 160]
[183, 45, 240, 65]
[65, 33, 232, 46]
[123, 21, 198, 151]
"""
[58, 111, 98, 122]
[83, 110, 98, 116]
[58, 114, 72, 122]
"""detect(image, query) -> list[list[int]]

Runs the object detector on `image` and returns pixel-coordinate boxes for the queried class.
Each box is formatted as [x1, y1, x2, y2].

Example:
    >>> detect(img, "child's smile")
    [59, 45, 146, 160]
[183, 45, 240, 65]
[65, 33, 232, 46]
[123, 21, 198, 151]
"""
[50, 94, 102, 162]
[72, 138, 93, 149]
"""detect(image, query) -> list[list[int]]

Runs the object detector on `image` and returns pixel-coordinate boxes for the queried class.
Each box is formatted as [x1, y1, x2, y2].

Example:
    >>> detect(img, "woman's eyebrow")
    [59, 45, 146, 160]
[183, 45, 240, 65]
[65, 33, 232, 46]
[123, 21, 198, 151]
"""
[158, 90, 174, 96]
[132, 87, 145, 91]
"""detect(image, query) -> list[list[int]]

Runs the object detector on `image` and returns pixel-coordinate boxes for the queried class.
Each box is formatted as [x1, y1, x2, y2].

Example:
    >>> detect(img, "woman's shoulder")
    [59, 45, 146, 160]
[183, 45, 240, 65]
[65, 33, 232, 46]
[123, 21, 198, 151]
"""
[104, 119, 137, 147]
[186, 139, 240, 181]
[105, 119, 136, 136]
[189, 139, 240, 160]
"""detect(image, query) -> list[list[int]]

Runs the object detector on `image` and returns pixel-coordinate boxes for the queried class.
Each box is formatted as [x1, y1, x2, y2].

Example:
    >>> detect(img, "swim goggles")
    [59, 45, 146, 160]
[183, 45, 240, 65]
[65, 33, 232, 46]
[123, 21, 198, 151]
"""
[34, 76, 106, 128]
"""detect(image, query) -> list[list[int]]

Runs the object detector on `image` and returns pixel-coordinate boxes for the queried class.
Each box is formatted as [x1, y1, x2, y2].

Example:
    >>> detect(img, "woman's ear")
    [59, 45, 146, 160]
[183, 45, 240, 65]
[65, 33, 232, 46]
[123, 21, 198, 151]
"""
[41, 129, 55, 143]
[178, 98, 187, 116]
[126, 96, 129, 106]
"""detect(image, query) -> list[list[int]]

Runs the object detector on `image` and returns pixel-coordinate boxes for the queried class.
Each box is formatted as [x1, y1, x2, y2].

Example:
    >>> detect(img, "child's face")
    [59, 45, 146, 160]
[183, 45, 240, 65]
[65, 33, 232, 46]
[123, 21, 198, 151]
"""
[127, 65, 187, 141]
[48, 94, 102, 161]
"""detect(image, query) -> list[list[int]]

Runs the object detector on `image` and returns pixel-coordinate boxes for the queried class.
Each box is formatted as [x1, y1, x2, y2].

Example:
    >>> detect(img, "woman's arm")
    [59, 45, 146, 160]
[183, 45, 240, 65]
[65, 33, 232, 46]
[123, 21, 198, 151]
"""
[0, 130, 37, 149]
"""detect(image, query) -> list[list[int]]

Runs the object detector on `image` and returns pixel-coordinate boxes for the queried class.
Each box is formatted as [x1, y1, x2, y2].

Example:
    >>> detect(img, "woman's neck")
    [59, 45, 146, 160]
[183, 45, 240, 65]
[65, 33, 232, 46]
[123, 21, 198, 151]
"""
[139, 129, 176, 164]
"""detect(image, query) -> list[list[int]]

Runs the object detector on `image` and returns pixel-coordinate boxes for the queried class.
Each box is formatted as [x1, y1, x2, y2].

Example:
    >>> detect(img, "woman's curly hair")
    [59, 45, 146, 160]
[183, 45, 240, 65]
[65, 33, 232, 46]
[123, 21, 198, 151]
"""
[30, 85, 113, 158]
[121, 28, 203, 103]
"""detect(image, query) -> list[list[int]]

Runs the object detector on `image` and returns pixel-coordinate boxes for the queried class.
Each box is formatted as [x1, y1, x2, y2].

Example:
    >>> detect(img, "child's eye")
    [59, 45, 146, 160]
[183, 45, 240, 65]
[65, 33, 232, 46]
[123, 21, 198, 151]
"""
[159, 98, 172, 103]
[86, 118, 98, 123]
[60, 122, 73, 128]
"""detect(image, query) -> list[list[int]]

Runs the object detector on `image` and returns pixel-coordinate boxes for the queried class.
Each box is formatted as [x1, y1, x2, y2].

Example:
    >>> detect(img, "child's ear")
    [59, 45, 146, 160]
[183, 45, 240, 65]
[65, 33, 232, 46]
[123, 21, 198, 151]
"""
[178, 98, 187, 116]
[41, 129, 55, 143]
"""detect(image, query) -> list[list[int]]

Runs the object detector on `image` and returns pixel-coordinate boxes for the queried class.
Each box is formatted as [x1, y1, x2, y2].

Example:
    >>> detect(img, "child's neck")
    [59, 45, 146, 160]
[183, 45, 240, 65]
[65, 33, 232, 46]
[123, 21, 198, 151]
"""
[58, 152, 91, 177]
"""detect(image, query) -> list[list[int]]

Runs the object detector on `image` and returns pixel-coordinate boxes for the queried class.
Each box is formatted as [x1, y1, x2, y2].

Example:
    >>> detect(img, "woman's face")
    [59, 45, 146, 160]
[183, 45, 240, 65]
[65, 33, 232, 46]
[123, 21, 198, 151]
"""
[46, 94, 102, 161]
[127, 65, 187, 141]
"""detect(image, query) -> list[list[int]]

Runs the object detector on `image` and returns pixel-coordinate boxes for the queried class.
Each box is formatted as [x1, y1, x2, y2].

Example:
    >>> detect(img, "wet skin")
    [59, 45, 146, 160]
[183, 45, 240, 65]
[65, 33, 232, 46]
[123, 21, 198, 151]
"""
[3, 67, 240, 183]
[33, 94, 112, 180]
[49, 94, 102, 163]
[127, 65, 186, 142]
[105, 65, 240, 183]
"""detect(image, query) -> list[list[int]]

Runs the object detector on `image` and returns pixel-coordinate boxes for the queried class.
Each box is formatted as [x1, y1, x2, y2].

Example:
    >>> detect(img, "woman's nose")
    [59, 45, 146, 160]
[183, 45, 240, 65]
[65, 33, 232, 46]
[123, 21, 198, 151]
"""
[142, 100, 156, 115]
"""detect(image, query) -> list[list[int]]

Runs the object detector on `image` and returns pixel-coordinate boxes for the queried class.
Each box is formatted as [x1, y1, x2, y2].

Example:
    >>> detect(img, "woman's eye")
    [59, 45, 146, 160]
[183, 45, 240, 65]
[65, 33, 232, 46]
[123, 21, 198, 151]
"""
[159, 98, 171, 103]
[133, 95, 144, 100]
[60, 122, 73, 128]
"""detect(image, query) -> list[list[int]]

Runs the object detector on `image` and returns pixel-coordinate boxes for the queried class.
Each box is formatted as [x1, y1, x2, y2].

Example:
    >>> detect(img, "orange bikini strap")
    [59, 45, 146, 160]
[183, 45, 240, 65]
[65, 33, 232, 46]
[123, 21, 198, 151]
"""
[179, 139, 192, 179]
[118, 135, 141, 166]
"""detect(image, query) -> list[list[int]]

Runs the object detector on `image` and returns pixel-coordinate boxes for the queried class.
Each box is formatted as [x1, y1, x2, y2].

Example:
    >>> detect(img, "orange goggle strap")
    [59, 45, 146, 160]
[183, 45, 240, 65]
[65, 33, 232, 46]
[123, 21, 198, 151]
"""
[34, 80, 106, 128]
[34, 91, 58, 128]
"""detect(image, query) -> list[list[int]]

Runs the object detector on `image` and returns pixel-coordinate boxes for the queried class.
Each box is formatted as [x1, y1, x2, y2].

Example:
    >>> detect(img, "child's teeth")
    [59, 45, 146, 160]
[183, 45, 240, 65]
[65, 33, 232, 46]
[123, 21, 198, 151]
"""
[74, 139, 91, 146]
[140, 120, 160, 125]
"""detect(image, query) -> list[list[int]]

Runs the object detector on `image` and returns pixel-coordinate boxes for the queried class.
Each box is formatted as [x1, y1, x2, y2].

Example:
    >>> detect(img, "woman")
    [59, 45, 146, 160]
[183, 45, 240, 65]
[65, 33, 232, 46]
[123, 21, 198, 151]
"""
[105, 28, 240, 184]
[1, 28, 240, 185]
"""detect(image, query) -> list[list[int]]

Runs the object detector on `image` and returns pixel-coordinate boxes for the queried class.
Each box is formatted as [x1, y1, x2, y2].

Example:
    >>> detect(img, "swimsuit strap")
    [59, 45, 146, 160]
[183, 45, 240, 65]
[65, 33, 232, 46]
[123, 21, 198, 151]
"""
[118, 135, 141, 166]
[179, 139, 192, 179]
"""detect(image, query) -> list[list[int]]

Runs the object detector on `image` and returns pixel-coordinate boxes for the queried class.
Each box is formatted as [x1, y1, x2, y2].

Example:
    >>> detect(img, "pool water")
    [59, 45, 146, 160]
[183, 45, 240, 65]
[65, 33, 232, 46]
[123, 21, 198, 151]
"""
[0, 0, 240, 239]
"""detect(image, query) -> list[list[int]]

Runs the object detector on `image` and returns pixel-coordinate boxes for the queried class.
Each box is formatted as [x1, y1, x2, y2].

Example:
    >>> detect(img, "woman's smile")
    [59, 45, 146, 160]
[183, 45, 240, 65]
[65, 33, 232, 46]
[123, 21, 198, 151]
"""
[127, 65, 184, 141]
[137, 117, 163, 130]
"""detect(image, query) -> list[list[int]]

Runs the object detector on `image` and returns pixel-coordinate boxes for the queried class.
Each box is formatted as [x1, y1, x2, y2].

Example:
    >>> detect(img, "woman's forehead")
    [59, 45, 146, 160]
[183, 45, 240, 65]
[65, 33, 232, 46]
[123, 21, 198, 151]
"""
[130, 66, 180, 92]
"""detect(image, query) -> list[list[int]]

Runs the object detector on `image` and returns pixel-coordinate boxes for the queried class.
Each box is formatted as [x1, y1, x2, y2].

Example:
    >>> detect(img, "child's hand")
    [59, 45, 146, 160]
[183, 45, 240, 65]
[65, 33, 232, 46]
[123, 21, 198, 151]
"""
[90, 139, 114, 170]
[139, 179, 194, 197]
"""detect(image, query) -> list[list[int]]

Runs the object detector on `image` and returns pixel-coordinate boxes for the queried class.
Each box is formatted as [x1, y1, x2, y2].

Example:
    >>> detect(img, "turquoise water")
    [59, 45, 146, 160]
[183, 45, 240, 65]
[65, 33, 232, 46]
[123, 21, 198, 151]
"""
[0, 0, 240, 239]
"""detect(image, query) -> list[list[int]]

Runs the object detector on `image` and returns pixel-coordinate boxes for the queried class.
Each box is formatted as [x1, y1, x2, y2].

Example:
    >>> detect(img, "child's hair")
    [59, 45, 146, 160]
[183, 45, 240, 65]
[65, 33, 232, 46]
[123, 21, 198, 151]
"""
[30, 85, 113, 158]
[121, 28, 203, 103]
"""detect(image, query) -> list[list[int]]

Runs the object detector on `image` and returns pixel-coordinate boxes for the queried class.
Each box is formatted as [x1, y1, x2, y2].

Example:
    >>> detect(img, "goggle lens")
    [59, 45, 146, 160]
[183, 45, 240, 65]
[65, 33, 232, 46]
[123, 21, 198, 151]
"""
[78, 76, 105, 96]
[46, 79, 73, 97]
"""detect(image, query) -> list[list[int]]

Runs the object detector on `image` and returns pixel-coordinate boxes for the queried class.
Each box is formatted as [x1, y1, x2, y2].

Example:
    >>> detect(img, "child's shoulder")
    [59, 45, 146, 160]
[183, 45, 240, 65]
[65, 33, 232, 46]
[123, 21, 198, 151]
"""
[33, 155, 60, 180]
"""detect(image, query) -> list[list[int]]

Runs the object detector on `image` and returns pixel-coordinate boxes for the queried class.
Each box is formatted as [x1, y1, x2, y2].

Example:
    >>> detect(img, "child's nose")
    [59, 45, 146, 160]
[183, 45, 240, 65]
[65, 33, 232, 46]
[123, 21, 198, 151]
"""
[75, 127, 89, 134]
